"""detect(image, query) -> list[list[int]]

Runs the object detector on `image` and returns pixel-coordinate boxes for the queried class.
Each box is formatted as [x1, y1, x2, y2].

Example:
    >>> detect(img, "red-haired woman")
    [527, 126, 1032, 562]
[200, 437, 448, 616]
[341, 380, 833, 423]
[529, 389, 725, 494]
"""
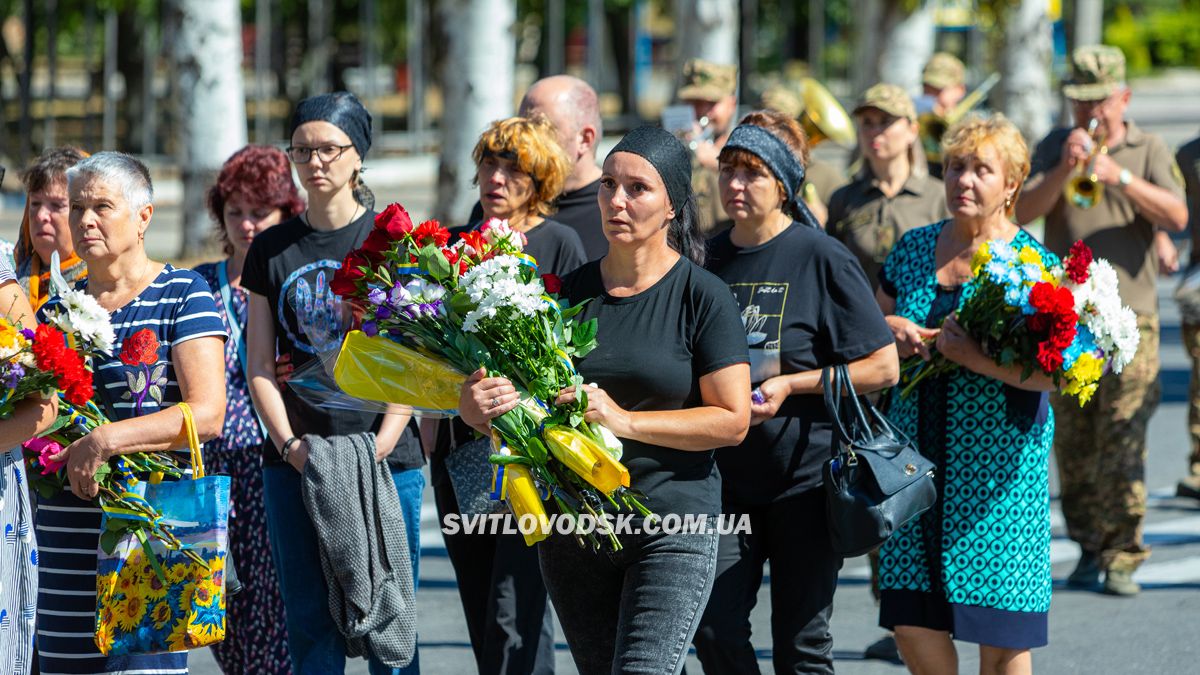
[193, 144, 304, 674]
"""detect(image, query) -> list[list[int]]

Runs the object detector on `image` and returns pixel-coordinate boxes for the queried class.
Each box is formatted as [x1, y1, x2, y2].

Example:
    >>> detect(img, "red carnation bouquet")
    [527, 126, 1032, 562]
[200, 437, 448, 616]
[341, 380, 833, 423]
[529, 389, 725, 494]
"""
[900, 239, 1138, 405]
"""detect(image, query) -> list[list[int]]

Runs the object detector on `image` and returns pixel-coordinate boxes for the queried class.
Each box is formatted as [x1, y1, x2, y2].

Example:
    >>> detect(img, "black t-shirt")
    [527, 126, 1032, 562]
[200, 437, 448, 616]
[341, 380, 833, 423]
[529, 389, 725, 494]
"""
[560, 257, 749, 516]
[242, 211, 423, 467]
[468, 178, 606, 261]
[705, 223, 893, 505]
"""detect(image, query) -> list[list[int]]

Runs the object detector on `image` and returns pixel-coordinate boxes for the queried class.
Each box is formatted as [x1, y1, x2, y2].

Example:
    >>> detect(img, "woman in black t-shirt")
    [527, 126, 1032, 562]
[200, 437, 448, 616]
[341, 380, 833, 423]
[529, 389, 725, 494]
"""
[242, 92, 423, 674]
[693, 111, 900, 674]
[458, 126, 751, 675]
[431, 114, 585, 674]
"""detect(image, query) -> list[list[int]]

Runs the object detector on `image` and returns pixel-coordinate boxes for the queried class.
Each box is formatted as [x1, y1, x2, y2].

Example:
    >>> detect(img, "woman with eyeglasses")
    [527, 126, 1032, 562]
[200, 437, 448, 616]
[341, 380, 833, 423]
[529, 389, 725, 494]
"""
[243, 92, 424, 674]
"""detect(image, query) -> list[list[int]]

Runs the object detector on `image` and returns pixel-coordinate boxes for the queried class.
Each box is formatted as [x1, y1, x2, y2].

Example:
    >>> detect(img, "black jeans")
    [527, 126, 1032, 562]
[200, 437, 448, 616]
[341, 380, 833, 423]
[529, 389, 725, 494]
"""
[539, 527, 719, 675]
[432, 450, 556, 675]
[692, 487, 842, 674]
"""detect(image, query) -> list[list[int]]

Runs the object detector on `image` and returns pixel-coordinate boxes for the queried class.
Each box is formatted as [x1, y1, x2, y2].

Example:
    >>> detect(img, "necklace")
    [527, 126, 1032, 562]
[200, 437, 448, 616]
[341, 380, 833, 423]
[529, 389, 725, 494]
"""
[302, 203, 361, 231]
[104, 258, 156, 313]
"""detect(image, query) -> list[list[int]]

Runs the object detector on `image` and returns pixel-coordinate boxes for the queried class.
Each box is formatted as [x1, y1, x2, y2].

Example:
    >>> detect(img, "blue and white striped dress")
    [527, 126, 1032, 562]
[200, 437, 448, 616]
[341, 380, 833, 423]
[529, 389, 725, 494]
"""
[36, 265, 225, 675]
[0, 256, 37, 675]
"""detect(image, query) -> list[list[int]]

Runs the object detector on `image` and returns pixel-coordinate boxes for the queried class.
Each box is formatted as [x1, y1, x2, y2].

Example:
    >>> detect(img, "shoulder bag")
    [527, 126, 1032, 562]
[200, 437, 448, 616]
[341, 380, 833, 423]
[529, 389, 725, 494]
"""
[821, 364, 936, 557]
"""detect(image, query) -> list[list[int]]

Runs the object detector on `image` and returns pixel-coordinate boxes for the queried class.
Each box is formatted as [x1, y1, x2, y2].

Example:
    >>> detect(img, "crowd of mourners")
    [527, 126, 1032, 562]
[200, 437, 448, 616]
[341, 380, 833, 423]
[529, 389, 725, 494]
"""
[0, 42, 1197, 675]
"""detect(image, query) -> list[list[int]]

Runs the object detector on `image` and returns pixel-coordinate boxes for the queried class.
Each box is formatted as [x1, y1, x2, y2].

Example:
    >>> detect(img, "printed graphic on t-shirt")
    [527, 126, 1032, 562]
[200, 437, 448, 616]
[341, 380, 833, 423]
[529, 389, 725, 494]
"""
[278, 260, 350, 355]
[728, 281, 788, 382]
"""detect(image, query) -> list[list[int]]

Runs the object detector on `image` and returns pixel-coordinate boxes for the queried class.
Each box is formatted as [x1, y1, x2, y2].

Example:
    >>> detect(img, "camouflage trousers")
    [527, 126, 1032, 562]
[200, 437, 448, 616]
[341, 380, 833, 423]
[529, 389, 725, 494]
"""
[1053, 315, 1160, 573]
[1182, 323, 1200, 477]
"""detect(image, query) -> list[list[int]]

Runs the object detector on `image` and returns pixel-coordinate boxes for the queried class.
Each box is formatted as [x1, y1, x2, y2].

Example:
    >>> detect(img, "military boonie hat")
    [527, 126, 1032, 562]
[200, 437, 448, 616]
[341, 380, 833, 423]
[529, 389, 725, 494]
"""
[1063, 45, 1126, 101]
[677, 58, 738, 102]
[760, 84, 804, 118]
[853, 83, 917, 122]
[923, 52, 965, 89]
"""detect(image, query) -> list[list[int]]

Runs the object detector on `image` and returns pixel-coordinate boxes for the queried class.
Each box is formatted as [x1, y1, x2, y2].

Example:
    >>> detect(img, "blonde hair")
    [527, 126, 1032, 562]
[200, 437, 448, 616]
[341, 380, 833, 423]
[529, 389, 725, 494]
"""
[941, 113, 1030, 216]
[472, 115, 571, 217]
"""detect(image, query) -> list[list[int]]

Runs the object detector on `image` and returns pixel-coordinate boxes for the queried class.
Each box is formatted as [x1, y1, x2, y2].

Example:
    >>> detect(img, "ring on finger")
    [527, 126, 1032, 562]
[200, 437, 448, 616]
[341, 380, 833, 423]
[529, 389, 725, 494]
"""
[490, 397, 500, 409]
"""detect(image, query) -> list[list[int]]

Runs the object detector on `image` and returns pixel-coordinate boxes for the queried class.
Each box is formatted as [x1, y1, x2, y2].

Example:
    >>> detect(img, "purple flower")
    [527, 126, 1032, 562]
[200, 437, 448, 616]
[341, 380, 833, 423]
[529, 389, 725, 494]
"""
[367, 288, 387, 305]
[4, 364, 25, 389]
[19, 328, 34, 340]
[376, 305, 393, 320]
[362, 321, 379, 337]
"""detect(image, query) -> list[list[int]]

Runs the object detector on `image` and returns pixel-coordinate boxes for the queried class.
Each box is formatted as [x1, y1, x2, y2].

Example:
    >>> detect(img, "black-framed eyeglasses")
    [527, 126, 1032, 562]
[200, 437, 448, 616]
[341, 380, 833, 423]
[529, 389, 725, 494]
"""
[286, 144, 354, 164]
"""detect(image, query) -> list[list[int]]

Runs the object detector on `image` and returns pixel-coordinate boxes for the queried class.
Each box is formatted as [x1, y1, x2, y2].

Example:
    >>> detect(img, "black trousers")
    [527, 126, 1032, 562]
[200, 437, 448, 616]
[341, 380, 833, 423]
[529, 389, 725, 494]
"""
[432, 444, 556, 675]
[692, 487, 842, 675]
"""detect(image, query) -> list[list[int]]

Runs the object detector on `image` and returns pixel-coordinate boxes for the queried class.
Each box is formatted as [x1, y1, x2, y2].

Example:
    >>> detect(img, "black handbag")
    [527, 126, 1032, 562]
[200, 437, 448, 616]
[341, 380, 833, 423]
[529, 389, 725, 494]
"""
[821, 364, 937, 557]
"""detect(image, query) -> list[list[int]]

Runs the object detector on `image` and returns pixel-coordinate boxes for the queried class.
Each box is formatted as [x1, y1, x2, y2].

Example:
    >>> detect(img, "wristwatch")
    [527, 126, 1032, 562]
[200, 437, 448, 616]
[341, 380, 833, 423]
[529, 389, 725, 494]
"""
[1118, 168, 1133, 187]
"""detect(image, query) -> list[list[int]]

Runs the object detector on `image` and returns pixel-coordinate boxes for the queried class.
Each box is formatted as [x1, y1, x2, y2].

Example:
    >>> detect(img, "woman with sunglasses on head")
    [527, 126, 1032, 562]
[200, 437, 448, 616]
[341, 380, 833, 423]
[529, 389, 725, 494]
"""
[691, 110, 899, 674]
[242, 92, 424, 675]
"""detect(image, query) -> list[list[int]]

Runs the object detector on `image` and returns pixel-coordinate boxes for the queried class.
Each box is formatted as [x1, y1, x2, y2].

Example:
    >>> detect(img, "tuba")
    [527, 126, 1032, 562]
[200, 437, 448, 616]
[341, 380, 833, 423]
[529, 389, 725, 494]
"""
[1063, 118, 1107, 209]
[797, 78, 857, 149]
[919, 73, 1001, 164]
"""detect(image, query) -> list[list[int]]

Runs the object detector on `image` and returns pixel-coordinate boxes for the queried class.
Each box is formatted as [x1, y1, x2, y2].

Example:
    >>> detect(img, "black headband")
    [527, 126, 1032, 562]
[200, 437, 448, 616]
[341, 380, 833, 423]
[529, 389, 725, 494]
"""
[607, 126, 691, 212]
[723, 124, 820, 228]
[290, 91, 373, 159]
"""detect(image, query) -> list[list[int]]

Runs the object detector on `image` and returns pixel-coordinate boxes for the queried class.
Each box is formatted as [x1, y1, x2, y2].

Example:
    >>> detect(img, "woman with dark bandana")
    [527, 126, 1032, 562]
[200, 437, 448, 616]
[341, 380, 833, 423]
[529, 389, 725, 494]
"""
[693, 109, 899, 674]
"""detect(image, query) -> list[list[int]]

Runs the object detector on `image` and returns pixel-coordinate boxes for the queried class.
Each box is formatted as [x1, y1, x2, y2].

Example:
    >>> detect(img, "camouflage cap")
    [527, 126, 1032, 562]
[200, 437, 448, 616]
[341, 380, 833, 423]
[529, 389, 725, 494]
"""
[1063, 45, 1126, 101]
[922, 52, 965, 89]
[677, 59, 738, 102]
[853, 83, 917, 121]
[760, 84, 804, 118]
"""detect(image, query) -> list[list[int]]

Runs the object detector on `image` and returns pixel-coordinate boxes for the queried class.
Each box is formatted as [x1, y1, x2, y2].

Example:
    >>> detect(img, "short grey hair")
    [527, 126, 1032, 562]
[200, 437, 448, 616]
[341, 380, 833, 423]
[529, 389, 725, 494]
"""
[66, 151, 154, 211]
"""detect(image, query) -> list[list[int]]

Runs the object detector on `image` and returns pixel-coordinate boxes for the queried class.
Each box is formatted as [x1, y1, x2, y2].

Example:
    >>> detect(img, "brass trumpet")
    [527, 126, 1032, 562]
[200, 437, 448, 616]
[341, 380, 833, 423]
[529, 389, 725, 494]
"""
[797, 78, 857, 149]
[1064, 118, 1107, 210]
[919, 73, 1001, 164]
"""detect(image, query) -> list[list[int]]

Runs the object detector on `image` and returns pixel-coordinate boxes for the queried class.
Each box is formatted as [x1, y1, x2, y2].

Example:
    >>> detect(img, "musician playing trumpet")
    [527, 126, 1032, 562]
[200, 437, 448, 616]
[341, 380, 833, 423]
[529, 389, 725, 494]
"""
[1017, 45, 1188, 598]
[677, 58, 740, 237]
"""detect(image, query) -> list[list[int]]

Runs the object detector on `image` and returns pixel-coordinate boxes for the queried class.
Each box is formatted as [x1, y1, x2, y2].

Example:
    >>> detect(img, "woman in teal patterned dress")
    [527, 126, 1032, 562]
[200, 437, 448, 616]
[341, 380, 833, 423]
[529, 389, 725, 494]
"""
[875, 116, 1057, 675]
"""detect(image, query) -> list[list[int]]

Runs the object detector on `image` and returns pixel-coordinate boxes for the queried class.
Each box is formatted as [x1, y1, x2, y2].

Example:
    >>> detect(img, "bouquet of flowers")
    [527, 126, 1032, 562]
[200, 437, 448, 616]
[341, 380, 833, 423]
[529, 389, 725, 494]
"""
[328, 203, 649, 550]
[900, 239, 1138, 406]
[11, 273, 202, 575]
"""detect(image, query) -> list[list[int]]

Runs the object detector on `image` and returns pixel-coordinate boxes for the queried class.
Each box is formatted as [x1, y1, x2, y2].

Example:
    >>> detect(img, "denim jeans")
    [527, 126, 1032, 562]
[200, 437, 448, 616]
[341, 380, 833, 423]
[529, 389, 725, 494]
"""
[692, 487, 842, 674]
[263, 462, 424, 675]
[538, 527, 719, 675]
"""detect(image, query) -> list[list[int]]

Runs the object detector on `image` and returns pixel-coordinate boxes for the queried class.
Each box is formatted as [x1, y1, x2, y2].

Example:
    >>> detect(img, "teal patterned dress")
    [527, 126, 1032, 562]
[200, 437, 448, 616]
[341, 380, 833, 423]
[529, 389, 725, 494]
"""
[877, 221, 1055, 649]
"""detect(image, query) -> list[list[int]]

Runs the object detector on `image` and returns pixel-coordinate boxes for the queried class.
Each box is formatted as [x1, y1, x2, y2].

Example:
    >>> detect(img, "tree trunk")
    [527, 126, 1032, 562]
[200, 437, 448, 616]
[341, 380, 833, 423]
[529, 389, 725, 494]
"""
[874, 0, 935, 94]
[435, 0, 516, 226]
[677, 0, 739, 66]
[168, 0, 247, 258]
[1002, 0, 1054, 144]
[1073, 0, 1104, 49]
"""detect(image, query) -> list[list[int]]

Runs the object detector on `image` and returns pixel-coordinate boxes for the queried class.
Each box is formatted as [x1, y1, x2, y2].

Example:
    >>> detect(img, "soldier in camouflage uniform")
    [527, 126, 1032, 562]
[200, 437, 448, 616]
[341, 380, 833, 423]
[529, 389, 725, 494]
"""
[1174, 132, 1200, 501]
[1017, 45, 1190, 596]
[677, 58, 738, 237]
[920, 52, 967, 179]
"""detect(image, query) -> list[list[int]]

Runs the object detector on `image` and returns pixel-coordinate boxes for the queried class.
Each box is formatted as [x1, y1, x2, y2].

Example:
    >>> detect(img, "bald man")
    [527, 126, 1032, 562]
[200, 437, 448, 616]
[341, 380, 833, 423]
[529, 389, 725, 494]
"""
[469, 75, 607, 260]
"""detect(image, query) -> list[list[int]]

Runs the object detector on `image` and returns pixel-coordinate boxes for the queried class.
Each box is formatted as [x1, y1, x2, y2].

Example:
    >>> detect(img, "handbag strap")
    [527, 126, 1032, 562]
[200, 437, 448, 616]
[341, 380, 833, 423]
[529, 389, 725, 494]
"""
[177, 402, 205, 478]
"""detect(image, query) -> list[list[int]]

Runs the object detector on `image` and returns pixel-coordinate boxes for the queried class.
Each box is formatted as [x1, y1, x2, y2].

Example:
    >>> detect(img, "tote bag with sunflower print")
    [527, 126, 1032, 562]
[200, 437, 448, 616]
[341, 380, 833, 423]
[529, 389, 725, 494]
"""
[94, 403, 231, 655]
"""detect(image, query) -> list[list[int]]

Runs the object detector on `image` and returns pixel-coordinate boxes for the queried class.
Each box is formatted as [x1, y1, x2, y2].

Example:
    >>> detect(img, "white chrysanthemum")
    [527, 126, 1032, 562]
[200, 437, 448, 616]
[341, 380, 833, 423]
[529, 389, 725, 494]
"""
[49, 289, 116, 354]
[459, 255, 548, 332]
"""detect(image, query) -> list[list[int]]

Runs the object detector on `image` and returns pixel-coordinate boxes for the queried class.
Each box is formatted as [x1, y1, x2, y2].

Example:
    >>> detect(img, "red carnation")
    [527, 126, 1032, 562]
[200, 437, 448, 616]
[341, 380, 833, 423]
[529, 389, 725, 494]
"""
[375, 203, 414, 239]
[331, 251, 369, 297]
[541, 273, 562, 294]
[1028, 282, 1056, 313]
[1036, 341, 1064, 374]
[1065, 241, 1093, 285]
[119, 328, 160, 367]
[32, 325, 95, 406]
[413, 220, 451, 248]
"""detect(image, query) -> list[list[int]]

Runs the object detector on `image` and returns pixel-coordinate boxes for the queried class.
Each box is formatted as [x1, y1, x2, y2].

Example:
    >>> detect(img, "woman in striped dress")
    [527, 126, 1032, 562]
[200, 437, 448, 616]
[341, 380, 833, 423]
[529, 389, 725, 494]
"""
[0, 255, 59, 674]
[36, 152, 227, 674]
